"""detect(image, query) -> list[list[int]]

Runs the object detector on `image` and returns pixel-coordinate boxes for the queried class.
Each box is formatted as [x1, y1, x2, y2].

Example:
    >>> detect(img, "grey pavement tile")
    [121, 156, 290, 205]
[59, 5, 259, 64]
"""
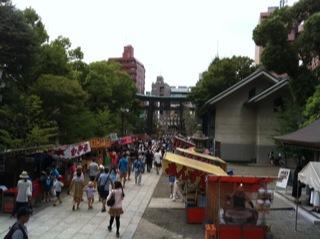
[71, 232, 91, 239]
[78, 223, 99, 234]
[0, 171, 162, 239]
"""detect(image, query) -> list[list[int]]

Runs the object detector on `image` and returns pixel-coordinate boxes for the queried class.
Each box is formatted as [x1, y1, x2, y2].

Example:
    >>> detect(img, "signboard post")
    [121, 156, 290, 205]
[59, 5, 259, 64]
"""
[276, 168, 291, 191]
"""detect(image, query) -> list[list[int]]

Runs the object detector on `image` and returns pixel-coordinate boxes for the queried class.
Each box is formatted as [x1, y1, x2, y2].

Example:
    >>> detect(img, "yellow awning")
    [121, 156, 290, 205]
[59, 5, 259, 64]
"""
[164, 152, 227, 176]
[176, 147, 227, 170]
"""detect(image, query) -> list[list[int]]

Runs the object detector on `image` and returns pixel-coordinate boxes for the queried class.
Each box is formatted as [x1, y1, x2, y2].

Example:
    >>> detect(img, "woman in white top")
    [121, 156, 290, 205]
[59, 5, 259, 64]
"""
[154, 149, 162, 175]
[107, 181, 124, 238]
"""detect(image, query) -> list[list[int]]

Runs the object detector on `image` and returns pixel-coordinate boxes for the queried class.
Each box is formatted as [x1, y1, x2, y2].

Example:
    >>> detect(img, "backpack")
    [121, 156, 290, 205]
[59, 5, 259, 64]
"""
[4, 222, 28, 239]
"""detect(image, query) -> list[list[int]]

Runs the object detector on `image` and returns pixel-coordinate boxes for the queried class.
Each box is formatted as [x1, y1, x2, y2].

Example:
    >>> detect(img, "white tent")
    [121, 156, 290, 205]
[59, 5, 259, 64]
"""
[298, 161, 320, 191]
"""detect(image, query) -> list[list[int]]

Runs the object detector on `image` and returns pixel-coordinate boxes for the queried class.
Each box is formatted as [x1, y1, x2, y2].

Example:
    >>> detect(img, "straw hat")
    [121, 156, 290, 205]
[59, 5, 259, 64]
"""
[19, 171, 29, 179]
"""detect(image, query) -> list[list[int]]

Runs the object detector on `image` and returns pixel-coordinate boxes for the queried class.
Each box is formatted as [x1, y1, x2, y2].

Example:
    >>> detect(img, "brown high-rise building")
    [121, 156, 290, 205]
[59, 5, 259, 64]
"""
[109, 45, 145, 94]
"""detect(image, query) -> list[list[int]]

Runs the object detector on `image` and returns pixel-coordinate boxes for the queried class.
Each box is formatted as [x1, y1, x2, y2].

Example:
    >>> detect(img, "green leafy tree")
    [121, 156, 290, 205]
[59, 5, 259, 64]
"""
[0, 1, 39, 84]
[253, 0, 320, 132]
[85, 61, 136, 111]
[0, 94, 57, 149]
[189, 56, 257, 113]
[34, 74, 90, 143]
[303, 85, 320, 125]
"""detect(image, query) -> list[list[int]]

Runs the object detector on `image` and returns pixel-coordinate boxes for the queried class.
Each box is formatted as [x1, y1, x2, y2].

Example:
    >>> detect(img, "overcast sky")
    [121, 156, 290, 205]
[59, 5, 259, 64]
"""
[13, 0, 297, 92]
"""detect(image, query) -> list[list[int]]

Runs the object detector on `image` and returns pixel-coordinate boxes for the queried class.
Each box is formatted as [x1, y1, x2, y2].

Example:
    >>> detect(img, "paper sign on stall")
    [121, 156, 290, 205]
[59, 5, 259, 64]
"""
[276, 168, 291, 189]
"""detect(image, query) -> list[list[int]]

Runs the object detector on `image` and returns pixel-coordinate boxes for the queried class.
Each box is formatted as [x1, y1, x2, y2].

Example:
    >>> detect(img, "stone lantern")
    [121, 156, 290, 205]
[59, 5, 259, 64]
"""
[191, 124, 209, 153]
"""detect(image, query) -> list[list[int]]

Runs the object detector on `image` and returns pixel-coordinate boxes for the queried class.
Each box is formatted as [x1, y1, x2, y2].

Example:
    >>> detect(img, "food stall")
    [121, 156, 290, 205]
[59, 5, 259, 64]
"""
[163, 152, 227, 224]
[172, 136, 195, 149]
[48, 141, 91, 185]
[175, 147, 227, 171]
[205, 175, 276, 239]
[0, 145, 56, 213]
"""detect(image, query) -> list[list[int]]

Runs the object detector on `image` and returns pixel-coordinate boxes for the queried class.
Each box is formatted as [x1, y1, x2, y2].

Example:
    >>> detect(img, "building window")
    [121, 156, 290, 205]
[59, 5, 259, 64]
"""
[273, 97, 283, 112]
[248, 88, 256, 99]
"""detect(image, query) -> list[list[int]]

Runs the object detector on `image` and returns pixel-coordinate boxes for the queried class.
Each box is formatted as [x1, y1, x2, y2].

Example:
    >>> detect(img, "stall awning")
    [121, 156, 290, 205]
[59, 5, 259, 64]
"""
[207, 175, 276, 184]
[176, 147, 227, 166]
[164, 152, 227, 176]
[274, 119, 320, 150]
[298, 161, 320, 192]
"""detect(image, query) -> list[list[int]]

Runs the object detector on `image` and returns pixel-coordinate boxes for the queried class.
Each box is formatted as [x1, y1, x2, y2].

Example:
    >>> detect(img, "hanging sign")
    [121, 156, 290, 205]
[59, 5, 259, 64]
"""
[90, 138, 112, 150]
[50, 141, 91, 159]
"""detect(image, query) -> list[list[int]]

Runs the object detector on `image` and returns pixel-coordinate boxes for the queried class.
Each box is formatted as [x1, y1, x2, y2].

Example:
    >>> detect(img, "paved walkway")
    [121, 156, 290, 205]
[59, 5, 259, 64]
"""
[0, 171, 161, 239]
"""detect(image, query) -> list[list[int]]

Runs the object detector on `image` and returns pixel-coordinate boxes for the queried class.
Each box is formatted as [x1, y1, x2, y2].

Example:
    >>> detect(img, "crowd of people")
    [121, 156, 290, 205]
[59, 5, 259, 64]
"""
[8, 138, 172, 238]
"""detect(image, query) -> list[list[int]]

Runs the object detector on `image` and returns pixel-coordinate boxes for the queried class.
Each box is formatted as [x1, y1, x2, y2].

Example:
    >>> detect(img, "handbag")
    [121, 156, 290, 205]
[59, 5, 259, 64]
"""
[107, 192, 115, 207]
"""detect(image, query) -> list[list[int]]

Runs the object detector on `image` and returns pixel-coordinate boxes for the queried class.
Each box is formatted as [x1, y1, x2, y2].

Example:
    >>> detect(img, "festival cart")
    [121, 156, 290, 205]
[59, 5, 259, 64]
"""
[163, 152, 227, 224]
[172, 136, 195, 149]
[205, 175, 277, 239]
[175, 147, 227, 171]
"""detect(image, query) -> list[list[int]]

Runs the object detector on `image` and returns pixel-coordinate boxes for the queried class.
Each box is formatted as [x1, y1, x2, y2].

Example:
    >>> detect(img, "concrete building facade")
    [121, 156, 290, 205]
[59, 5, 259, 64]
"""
[205, 69, 289, 164]
[109, 45, 145, 94]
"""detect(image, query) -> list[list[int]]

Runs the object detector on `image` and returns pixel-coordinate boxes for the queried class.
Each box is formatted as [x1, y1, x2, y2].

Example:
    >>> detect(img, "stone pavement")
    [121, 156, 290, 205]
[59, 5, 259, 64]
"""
[0, 171, 161, 239]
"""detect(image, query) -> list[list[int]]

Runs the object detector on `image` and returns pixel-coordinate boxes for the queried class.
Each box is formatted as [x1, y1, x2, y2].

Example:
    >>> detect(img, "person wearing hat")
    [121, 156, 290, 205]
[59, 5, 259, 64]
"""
[12, 171, 32, 217]
[5, 207, 31, 239]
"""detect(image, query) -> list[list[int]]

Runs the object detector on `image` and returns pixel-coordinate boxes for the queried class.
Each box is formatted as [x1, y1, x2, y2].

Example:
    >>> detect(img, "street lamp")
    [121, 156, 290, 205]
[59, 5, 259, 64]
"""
[120, 107, 129, 136]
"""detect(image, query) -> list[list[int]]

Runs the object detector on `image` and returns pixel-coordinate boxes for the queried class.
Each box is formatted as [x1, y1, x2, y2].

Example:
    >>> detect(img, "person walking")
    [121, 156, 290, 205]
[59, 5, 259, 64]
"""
[169, 175, 176, 199]
[50, 164, 60, 178]
[154, 149, 162, 175]
[52, 176, 64, 206]
[107, 181, 125, 238]
[118, 153, 129, 188]
[96, 165, 104, 201]
[88, 159, 99, 185]
[5, 207, 32, 239]
[41, 171, 52, 203]
[133, 156, 143, 185]
[109, 167, 117, 185]
[70, 166, 85, 211]
[110, 150, 118, 169]
[12, 171, 32, 217]
[85, 181, 96, 209]
[98, 168, 113, 212]
[145, 148, 153, 173]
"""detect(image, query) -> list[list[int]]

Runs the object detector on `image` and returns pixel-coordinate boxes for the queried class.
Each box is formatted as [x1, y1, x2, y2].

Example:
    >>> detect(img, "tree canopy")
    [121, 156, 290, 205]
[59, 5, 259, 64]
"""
[253, 0, 320, 132]
[0, 1, 141, 150]
[189, 56, 257, 114]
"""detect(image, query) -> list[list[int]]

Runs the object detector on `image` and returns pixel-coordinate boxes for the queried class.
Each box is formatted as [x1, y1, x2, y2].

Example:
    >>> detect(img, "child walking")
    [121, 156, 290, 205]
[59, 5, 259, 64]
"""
[85, 181, 96, 209]
[53, 176, 64, 206]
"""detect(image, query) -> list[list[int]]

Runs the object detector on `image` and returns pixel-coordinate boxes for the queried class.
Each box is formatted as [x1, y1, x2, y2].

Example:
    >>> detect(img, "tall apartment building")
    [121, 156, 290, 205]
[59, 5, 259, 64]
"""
[109, 45, 145, 94]
[151, 76, 171, 96]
